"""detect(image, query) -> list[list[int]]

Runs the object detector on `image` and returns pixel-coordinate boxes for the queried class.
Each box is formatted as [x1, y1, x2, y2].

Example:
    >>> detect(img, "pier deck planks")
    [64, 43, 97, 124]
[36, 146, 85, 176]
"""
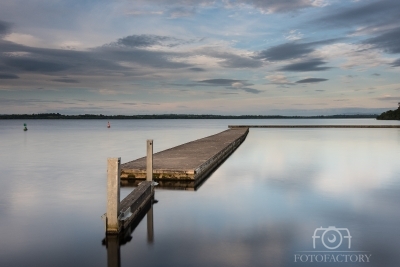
[121, 128, 249, 181]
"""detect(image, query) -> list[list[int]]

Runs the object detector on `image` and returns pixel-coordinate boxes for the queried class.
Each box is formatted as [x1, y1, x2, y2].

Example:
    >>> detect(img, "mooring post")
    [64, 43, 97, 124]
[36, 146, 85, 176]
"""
[107, 157, 121, 233]
[147, 201, 154, 244]
[106, 235, 121, 267]
[147, 140, 153, 182]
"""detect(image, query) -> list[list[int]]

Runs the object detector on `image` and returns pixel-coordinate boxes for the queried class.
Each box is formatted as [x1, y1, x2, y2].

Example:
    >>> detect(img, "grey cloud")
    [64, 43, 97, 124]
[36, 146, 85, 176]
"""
[100, 47, 192, 69]
[198, 79, 241, 85]
[165, 79, 254, 88]
[364, 27, 400, 54]
[241, 87, 262, 94]
[0, 40, 129, 75]
[4, 57, 71, 72]
[238, 0, 319, 13]
[315, 0, 400, 28]
[51, 78, 79, 83]
[219, 55, 262, 68]
[139, 0, 321, 13]
[296, 78, 328, 83]
[189, 67, 205, 72]
[0, 20, 11, 36]
[392, 58, 400, 67]
[196, 48, 263, 68]
[121, 103, 137, 105]
[0, 73, 19, 79]
[256, 39, 340, 61]
[197, 78, 260, 94]
[116, 34, 186, 48]
[372, 73, 380, 76]
[256, 42, 313, 61]
[279, 59, 331, 72]
[0, 37, 193, 81]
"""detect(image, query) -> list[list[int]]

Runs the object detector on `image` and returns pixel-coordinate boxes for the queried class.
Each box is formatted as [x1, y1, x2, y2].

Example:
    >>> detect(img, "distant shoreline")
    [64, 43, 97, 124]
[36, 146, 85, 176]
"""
[0, 113, 378, 119]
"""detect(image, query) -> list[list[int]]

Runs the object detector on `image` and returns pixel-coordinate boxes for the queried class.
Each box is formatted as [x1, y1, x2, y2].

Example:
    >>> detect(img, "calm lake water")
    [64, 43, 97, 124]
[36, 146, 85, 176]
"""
[1, 119, 400, 267]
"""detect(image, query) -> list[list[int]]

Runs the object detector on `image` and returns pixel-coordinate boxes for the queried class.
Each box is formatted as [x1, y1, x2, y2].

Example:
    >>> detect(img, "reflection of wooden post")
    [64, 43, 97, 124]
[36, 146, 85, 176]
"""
[147, 140, 153, 182]
[147, 202, 154, 244]
[106, 235, 121, 267]
[107, 158, 121, 233]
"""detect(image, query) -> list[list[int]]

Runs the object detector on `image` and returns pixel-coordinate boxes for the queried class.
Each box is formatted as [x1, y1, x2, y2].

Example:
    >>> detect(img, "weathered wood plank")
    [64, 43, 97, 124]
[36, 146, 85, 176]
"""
[118, 181, 154, 231]
[121, 128, 249, 181]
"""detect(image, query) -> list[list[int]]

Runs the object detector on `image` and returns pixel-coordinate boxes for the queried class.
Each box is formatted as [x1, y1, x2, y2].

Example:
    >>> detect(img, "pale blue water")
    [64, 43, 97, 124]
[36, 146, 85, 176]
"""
[0, 119, 400, 267]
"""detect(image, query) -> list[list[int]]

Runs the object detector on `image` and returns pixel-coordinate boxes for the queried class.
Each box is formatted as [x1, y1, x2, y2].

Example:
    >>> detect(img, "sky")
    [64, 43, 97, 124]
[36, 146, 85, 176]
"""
[0, 0, 399, 115]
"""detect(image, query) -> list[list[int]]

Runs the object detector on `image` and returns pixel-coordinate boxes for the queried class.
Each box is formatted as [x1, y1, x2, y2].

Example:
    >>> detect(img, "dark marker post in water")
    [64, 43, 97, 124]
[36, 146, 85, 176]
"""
[23, 123, 28, 131]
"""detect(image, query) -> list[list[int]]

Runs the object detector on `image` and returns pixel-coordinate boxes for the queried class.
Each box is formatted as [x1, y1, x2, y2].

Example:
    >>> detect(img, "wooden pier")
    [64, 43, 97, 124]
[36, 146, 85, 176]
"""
[121, 128, 249, 183]
[104, 128, 248, 233]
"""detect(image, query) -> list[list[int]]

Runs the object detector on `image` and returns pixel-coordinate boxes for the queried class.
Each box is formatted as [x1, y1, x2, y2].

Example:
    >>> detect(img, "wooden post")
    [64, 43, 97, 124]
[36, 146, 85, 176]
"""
[106, 235, 121, 267]
[107, 157, 121, 233]
[147, 202, 154, 244]
[147, 140, 153, 182]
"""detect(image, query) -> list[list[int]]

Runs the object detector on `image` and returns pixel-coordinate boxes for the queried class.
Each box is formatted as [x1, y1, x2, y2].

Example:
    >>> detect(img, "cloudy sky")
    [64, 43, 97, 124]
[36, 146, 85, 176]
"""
[0, 0, 399, 115]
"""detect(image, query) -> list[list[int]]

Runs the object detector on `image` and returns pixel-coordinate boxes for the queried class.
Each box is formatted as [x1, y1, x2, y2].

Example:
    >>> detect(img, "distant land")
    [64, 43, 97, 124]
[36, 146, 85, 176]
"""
[377, 106, 400, 120]
[0, 113, 379, 119]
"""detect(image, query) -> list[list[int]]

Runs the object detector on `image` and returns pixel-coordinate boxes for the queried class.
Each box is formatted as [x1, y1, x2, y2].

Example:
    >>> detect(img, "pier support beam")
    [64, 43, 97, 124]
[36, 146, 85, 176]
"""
[147, 140, 153, 182]
[107, 157, 121, 233]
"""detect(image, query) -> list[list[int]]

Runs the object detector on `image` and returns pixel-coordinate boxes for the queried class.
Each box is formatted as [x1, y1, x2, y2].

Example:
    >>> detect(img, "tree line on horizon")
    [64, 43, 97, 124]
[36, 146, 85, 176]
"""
[0, 113, 381, 119]
[376, 106, 400, 120]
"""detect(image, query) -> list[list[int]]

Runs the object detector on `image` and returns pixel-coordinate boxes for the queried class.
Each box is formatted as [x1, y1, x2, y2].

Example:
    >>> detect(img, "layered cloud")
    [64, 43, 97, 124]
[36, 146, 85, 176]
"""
[255, 39, 340, 61]
[129, 0, 327, 14]
[279, 58, 331, 72]
[0, 0, 399, 115]
[364, 27, 400, 54]
[295, 78, 328, 83]
[197, 79, 262, 94]
[0, 20, 11, 36]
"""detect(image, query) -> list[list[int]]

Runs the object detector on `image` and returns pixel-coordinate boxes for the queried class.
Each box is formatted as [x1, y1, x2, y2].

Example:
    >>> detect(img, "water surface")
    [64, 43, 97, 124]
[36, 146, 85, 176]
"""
[0, 119, 399, 267]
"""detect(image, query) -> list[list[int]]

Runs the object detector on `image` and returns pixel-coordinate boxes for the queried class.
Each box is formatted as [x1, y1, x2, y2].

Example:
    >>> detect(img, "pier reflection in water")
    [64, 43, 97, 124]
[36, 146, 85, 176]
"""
[103, 199, 155, 267]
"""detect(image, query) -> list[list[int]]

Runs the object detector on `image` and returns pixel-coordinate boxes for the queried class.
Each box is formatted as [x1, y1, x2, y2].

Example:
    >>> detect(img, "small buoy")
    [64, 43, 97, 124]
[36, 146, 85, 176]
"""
[107, 121, 111, 128]
[23, 123, 28, 131]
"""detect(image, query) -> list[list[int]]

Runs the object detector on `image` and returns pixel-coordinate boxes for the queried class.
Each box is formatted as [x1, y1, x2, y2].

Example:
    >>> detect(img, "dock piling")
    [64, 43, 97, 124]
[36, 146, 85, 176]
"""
[106, 157, 121, 234]
[147, 203, 154, 244]
[147, 140, 153, 182]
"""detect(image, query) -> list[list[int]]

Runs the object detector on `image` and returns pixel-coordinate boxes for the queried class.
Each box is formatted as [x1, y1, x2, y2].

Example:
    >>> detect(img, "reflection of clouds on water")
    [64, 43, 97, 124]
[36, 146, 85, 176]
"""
[206, 127, 400, 266]
[222, 128, 400, 196]
[1, 120, 400, 267]
[121, 220, 296, 267]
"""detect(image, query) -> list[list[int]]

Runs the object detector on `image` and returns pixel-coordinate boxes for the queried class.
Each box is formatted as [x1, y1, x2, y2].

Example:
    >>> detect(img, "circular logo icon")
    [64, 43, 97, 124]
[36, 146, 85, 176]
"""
[321, 229, 343, 249]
